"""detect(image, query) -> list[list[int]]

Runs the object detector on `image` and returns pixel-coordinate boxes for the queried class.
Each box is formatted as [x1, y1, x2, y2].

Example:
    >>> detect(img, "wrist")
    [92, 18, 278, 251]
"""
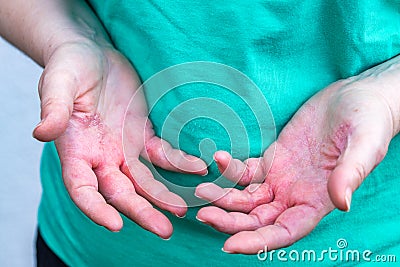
[0, 0, 113, 66]
[43, 25, 112, 66]
[345, 55, 400, 136]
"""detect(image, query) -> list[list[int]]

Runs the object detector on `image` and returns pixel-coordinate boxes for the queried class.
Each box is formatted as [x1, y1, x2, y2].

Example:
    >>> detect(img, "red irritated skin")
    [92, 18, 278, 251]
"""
[2, 0, 399, 254]
[195, 55, 400, 254]
[33, 41, 208, 239]
[0, 0, 206, 239]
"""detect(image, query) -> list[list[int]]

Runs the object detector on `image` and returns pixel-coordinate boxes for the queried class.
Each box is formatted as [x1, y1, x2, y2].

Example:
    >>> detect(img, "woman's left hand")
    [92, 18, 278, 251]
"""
[195, 56, 400, 254]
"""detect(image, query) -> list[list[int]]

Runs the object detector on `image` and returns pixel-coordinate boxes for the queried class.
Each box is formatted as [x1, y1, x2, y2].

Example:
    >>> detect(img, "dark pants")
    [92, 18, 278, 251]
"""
[36, 229, 68, 267]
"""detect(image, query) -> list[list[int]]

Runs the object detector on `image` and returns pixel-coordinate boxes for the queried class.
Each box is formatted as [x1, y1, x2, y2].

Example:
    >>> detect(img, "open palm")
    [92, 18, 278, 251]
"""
[33, 41, 207, 239]
[196, 78, 394, 253]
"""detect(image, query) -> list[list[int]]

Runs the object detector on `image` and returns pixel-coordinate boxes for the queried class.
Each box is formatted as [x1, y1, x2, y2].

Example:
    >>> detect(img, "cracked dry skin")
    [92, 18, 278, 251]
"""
[41, 42, 208, 239]
[195, 79, 393, 254]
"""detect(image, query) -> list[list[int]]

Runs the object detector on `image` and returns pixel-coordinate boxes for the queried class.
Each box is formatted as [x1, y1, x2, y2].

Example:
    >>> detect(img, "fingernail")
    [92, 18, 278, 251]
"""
[193, 191, 204, 199]
[201, 169, 209, 176]
[175, 213, 186, 219]
[34, 119, 44, 129]
[345, 187, 352, 212]
[196, 216, 206, 223]
[248, 183, 260, 193]
[106, 227, 121, 233]
[221, 247, 233, 254]
[161, 236, 171, 241]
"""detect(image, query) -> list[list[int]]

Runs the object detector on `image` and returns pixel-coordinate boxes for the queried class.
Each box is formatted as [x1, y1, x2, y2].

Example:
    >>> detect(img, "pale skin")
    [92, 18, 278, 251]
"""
[0, 0, 208, 239]
[196, 61, 400, 253]
[1, 0, 399, 254]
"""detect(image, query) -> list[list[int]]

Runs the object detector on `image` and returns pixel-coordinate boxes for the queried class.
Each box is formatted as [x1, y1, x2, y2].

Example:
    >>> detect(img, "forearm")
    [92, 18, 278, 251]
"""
[0, 0, 110, 66]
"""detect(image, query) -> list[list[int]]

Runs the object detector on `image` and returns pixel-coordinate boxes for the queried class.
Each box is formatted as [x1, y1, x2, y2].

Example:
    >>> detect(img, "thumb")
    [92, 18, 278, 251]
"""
[328, 131, 389, 212]
[33, 71, 75, 142]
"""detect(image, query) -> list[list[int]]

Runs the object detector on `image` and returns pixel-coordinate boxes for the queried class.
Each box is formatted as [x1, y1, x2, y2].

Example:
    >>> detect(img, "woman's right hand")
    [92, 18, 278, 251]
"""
[33, 39, 208, 238]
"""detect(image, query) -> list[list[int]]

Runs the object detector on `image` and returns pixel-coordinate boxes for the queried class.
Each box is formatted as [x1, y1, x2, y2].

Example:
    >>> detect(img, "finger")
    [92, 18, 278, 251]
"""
[33, 70, 75, 142]
[328, 132, 388, 211]
[195, 182, 273, 213]
[141, 136, 208, 175]
[196, 201, 284, 234]
[223, 205, 324, 254]
[214, 151, 266, 186]
[96, 166, 173, 239]
[121, 159, 187, 217]
[62, 158, 123, 232]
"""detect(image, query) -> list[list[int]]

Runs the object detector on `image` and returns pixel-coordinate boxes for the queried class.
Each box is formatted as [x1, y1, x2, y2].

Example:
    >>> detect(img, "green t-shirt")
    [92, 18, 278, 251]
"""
[38, 1, 400, 266]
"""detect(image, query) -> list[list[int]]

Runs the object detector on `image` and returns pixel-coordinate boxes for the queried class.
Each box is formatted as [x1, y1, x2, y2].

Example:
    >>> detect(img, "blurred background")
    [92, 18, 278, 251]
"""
[0, 37, 43, 266]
